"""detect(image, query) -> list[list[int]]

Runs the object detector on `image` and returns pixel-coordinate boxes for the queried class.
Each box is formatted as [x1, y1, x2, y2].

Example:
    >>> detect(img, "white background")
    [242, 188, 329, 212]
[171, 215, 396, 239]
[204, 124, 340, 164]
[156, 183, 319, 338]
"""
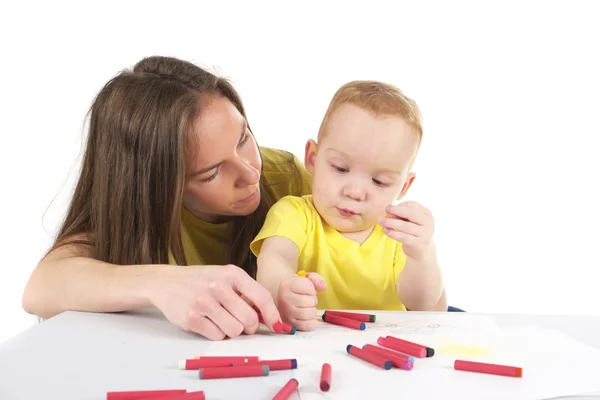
[1, 0, 599, 344]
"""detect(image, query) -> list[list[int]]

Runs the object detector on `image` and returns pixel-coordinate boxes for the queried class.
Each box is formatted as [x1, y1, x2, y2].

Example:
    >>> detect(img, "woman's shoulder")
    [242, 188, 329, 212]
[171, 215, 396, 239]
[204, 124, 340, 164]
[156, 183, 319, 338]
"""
[260, 147, 298, 166]
[260, 147, 312, 199]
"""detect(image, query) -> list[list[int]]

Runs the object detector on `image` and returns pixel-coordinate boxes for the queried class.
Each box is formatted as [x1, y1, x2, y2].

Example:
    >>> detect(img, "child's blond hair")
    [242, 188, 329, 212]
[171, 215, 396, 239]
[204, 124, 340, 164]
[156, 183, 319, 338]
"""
[317, 80, 423, 147]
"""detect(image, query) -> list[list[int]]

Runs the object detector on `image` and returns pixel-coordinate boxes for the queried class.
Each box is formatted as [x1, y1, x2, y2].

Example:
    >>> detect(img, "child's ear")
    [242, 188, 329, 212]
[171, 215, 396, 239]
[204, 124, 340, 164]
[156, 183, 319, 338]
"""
[304, 139, 318, 174]
[396, 172, 416, 201]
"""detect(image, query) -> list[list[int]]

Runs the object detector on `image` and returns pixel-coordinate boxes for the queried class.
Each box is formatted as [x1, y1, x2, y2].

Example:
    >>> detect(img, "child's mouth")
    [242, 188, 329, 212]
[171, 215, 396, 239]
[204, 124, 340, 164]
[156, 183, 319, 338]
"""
[337, 207, 357, 217]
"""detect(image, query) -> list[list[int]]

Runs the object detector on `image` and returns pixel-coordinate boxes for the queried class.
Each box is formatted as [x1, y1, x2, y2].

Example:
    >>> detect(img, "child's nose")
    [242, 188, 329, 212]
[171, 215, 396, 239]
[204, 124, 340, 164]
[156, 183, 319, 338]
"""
[342, 182, 366, 201]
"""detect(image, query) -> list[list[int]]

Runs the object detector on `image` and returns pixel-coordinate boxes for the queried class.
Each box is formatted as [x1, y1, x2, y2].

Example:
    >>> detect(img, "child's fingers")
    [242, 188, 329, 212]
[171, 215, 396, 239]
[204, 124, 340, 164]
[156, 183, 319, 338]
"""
[289, 276, 317, 296]
[290, 318, 318, 332]
[306, 272, 328, 291]
[280, 291, 317, 308]
[289, 306, 319, 321]
[379, 217, 421, 237]
[385, 203, 429, 226]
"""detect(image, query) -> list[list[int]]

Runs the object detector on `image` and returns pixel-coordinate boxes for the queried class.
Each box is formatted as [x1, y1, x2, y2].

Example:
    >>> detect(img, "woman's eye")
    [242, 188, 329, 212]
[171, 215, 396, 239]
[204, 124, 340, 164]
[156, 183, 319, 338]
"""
[200, 170, 218, 183]
[239, 132, 250, 147]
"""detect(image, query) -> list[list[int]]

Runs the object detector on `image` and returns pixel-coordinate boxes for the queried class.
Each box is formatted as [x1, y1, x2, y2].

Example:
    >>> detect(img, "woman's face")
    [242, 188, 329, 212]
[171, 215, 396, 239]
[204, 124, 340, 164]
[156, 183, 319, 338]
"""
[183, 96, 262, 223]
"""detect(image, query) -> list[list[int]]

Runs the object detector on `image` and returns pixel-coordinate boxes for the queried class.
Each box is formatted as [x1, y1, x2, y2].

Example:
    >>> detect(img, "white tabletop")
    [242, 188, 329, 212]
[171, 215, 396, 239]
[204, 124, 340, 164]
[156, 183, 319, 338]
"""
[1, 309, 599, 400]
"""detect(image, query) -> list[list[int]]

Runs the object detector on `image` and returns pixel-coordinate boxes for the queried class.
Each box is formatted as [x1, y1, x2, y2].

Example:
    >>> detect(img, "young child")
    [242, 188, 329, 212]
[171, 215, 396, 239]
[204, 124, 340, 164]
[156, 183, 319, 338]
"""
[251, 81, 446, 331]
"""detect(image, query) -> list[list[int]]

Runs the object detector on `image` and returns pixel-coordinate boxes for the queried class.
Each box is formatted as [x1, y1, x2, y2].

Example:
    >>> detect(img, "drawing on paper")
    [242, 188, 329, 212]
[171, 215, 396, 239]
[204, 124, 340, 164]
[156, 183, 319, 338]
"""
[292, 316, 456, 340]
[435, 336, 494, 358]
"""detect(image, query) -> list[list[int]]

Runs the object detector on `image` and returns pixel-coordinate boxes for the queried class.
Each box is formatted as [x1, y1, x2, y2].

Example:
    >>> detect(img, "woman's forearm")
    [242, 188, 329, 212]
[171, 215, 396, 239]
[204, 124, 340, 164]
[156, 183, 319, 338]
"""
[22, 255, 168, 319]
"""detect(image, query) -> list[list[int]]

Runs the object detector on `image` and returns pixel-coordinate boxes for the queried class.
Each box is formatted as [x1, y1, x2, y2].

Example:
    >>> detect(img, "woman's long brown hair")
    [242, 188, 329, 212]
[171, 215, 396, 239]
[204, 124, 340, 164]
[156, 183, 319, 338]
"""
[51, 56, 303, 278]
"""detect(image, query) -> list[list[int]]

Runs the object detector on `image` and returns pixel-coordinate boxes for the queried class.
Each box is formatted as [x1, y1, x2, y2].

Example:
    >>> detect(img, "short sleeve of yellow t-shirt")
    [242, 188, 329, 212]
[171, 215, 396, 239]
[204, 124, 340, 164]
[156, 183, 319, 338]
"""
[250, 196, 312, 256]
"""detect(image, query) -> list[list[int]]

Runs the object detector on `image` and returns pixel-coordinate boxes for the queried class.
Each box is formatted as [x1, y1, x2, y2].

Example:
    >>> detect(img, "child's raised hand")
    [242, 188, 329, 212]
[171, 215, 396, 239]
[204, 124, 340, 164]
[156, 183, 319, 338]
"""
[277, 272, 327, 332]
[379, 201, 436, 262]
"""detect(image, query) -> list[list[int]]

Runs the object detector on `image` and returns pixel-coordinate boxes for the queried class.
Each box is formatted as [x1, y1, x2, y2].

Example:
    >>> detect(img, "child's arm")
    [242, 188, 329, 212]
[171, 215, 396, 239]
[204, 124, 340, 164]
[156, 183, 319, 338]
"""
[256, 236, 300, 297]
[396, 256, 446, 311]
[256, 236, 326, 331]
[381, 201, 446, 311]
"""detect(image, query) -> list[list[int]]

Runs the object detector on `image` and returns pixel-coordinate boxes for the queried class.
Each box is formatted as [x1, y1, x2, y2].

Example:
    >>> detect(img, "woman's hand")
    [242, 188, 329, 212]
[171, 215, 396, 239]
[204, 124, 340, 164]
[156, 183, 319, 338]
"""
[148, 264, 282, 340]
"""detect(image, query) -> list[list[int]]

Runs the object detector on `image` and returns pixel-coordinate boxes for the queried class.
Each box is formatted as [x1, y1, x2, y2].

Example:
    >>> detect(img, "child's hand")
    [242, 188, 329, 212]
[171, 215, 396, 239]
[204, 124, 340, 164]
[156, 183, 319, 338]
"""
[277, 273, 327, 332]
[379, 201, 435, 262]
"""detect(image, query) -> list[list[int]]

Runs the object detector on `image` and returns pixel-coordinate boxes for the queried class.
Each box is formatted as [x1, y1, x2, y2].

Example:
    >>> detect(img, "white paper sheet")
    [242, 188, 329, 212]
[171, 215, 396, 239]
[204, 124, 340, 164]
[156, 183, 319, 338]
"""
[201, 313, 600, 400]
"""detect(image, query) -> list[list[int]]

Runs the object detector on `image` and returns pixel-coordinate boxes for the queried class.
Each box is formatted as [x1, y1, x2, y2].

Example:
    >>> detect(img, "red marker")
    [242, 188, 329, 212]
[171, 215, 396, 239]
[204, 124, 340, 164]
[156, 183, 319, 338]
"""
[143, 391, 206, 400]
[107, 390, 187, 399]
[181, 357, 258, 369]
[232, 358, 297, 371]
[198, 364, 270, 380]
[362, 344, 414, 370]
[280, 321, 297, 334]
[346, 344, 392, 370]
[324, 310, 376, 322]
[320, 363, 332, 392]
[182, 393, 206, 400]
[377, 337, 427, 358]
[257, 313, 296, 334]
[272, 378, 299, 400]
[454, 360, 523, 378]
[323, 313, 365, 330]
[386, 335, 435, 357]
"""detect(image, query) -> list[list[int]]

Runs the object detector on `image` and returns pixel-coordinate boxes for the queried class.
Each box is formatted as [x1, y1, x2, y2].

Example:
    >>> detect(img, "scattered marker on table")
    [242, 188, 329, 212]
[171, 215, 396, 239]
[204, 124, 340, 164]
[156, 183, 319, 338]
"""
[191, 356, 259, 362]
[324, 310, 376, 323]
[231, 358, 297, 371]
[346, 344, 393, 370]
[362, 344, 414, 370]
[377, 336, 427, 358]
[454, 360, 523, 378]
[106, 390, 187, 400]
[181, 392, 206, 400]
[386, 335, 435, 357]
[272, 378, 299, 400]
[198, 364, 270, 380]
[182, 356, 259, 369]
[146, 391, 206, 400]
[323, 313, 366, 330]
[320, 363, 332, 392]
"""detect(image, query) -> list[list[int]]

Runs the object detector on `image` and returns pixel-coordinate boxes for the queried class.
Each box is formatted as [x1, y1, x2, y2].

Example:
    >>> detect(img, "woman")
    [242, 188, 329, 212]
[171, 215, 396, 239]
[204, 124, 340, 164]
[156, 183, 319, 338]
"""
[22, 56, 312, 340]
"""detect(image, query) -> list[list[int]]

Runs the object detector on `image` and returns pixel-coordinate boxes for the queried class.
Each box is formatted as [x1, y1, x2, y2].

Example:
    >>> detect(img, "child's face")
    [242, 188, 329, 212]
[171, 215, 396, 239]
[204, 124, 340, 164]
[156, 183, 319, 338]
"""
[305, 103, 418, 234]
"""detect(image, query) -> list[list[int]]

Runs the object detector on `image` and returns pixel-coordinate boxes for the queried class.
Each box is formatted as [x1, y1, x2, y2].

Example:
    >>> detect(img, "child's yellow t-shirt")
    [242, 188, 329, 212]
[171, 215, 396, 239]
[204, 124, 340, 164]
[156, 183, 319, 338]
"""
[250, 195, 407, 311]
[178, 147, 312, 266]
